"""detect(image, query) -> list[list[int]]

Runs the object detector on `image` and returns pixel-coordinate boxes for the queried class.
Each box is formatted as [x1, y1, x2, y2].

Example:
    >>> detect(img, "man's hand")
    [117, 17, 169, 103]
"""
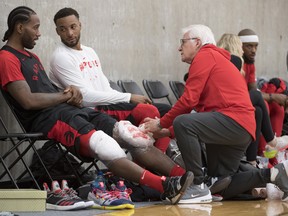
[152, 128, 171, 139]
[270, 93, 288, 106]
[64, 85, 83, 107]
[130, 94, 152, 104]
[143, 117, 162, 133]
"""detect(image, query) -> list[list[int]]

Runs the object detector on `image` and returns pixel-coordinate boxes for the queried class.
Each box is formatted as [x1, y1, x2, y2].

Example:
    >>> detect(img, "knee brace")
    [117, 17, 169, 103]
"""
[89, 130, 126, 161]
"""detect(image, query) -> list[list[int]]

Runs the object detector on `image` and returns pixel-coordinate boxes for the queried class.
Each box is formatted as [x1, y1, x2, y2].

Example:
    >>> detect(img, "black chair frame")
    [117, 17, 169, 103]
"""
[1, 89, 101, 188]
[169, 81, 185, 100]
[142, 79, 173, 105]
[117, 80, 145, 95]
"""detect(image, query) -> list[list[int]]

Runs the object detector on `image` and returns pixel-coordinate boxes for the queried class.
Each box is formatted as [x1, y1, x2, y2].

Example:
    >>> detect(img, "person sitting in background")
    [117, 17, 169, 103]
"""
[144, 24, 288, 203]
[0, 6, 193, 209]
[217, 33, 288, 167]
[238, 29, 288, 164]
[49, 7, 171, 153]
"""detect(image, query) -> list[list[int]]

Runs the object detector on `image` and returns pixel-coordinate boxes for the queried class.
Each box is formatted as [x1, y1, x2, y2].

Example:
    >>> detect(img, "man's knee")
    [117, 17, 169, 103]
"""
[89, 130, 127, 161]
[174, 115, 188, 132]
[133, 104, 160, 121]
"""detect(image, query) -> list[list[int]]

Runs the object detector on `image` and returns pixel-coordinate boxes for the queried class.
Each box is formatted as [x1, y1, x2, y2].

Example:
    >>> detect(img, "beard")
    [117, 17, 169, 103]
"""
[62, 34, 80, 48]
[22, 35, 35, 50]
[243, 54, 255, 64]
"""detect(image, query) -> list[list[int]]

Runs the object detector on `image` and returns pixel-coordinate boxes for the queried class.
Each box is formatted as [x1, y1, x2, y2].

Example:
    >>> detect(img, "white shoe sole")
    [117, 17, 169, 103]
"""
[46, 201, 86, 211]
[178, 193, 213, 204]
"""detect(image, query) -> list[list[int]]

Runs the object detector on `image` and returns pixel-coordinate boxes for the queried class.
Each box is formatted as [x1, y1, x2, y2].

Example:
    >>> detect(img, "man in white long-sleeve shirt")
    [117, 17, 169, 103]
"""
[49, 7, 170, 153]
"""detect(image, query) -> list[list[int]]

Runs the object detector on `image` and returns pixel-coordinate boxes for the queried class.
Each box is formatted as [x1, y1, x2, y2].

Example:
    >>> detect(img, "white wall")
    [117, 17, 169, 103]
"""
[1, 0, 288, 180]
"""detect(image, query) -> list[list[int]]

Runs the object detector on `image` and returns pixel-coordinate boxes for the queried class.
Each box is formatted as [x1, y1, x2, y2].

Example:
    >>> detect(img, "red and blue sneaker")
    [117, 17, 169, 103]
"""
[87, 179, 133, 210]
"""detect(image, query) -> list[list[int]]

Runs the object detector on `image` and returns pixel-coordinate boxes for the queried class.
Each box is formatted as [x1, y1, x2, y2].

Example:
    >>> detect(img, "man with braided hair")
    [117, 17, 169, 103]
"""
[0, 6, 193, 209]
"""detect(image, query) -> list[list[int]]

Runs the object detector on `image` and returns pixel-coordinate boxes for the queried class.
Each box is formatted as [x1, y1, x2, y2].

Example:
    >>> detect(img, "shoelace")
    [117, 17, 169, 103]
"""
[54, 189, 71, 198]
[93, 188, 117, 201]
[113, 187, 133, 199]
[64, 188, 80, 199]
[163, 177, 178, 198]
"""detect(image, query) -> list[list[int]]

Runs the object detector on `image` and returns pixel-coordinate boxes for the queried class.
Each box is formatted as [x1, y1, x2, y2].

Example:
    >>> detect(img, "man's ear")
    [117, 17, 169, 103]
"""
[196, 38, 202, 48]
[16, 23, 24, 35]
[56, 27, 60, 36]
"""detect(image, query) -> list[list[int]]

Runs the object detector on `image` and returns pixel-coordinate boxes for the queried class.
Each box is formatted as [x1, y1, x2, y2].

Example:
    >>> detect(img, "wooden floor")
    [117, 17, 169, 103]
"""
[98, 200, 288, 216]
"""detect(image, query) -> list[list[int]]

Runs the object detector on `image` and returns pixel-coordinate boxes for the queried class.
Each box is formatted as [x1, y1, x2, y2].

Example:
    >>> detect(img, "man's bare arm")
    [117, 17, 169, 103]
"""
[6, 80, 80, 110]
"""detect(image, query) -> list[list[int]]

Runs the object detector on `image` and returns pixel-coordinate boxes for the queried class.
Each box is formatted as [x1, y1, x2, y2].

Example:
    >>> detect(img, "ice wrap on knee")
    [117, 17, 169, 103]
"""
[112, 120, 154, 150]
[89, 130, 126, 161]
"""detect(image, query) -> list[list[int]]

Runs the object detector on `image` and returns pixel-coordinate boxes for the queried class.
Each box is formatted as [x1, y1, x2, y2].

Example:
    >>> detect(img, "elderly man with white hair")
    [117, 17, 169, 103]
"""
[144, 24, 288, 204]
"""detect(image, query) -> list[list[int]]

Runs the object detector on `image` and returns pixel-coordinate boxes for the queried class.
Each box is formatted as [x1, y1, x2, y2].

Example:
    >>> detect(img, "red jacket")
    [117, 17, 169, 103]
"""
[243, 63, 256, 85]
[161, 45, 256, 140]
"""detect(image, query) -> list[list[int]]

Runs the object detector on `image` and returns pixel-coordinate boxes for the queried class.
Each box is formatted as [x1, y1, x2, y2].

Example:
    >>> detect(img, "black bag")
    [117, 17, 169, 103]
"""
[30, 140, 95, 183]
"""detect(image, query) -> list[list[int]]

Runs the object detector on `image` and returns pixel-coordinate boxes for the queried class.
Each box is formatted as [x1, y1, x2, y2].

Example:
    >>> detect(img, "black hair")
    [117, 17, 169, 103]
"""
[2, 6, 36, 42]
[54, 7, 79, 24]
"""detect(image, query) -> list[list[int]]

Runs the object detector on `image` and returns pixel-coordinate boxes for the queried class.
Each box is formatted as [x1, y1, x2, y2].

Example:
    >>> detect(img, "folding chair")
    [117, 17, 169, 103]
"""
[109, 80, 123, 92]
[142, 79, 173, 105]
[169, 81, 185, 100]
[0, 89, 101, 188]
[117, 80, 145, 95]
[0, 115, 53, 189]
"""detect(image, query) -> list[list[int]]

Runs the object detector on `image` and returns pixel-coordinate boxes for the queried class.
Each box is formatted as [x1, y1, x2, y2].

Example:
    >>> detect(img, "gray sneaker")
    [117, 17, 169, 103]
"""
[162, 171, 194, 205]
[178, 183, 212, 204]
[271, 160, 288, 201]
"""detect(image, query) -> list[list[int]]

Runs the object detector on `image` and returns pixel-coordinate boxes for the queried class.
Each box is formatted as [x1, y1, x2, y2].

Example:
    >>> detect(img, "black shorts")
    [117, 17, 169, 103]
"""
[31, 103, 117, 147]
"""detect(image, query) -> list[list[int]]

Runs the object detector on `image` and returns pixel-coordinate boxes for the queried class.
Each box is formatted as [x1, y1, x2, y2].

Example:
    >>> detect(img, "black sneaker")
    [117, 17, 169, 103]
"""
[43, 181, 86, 211]
[161, 171, 194, 204]
[271, 160, 288, 201]
[205, 176, 232, 194]
[61, 180, 94, 208]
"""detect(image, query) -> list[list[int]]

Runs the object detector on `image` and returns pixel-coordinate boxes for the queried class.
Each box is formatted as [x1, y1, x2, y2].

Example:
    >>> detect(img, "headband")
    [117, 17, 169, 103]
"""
[239, 35, 259, 43]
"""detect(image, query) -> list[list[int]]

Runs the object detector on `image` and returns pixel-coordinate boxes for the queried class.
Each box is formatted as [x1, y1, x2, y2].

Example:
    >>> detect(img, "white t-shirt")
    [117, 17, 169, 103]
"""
[49, 43, 131, 107]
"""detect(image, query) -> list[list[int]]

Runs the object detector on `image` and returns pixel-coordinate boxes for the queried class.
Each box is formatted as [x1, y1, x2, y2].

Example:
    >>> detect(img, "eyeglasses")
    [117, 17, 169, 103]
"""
[180, 37, 198, 46]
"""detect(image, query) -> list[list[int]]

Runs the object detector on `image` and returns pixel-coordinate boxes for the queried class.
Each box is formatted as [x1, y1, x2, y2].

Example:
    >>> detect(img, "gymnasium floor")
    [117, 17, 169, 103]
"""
[84, 200, 288, 216]
[9, 199, 288, 216]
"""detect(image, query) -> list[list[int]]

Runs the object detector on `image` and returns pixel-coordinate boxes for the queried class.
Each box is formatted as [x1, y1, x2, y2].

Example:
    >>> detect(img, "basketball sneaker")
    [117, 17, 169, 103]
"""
[270, 160, 288, 201]
[266, 183, 284, 200]
[87, 179, 132, 210]
[161, 171, 194, 204]
[205, 176, 231, 195]
[61, 180, 94, 208]
[178, 183, 212, 204]
[43, 181, 86, 210]
[110, 180, 134, 209]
